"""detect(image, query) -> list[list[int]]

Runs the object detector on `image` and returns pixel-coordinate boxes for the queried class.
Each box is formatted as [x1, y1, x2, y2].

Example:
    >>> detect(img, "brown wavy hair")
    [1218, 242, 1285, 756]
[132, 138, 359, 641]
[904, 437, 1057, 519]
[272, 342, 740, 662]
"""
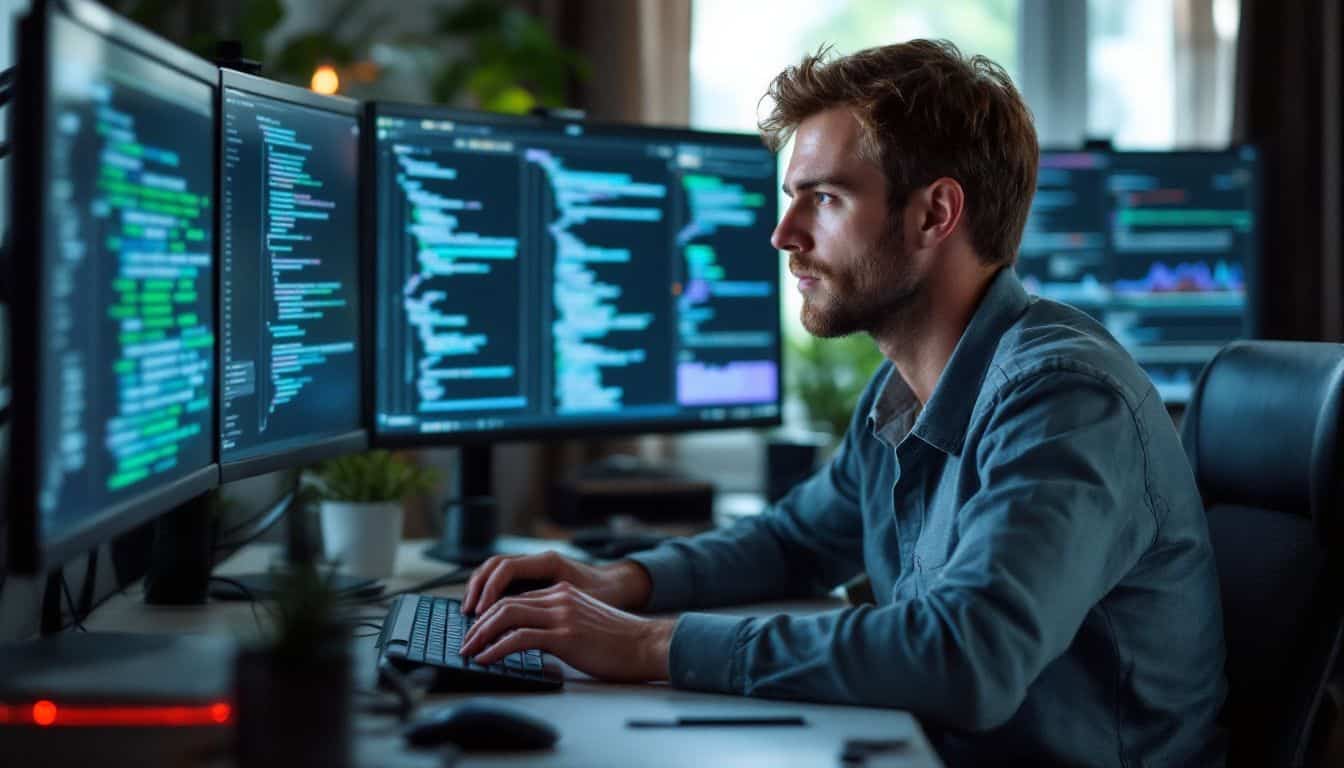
[759, 40, 1038, 267]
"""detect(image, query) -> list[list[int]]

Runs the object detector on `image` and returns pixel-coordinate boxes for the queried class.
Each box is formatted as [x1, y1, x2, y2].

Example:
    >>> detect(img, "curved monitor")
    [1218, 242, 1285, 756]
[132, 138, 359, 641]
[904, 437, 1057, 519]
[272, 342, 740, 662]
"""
[217, 70, 365, 482]
[368, 105, 783, 445]
[6, 0, 219, 573]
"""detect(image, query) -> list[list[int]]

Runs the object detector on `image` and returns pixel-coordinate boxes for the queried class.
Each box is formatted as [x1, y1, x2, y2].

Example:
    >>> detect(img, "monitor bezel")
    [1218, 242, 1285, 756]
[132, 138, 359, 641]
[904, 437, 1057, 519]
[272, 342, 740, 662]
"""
[363, 101, 785, 449]
[215, 69, 368, 482]
[5, 0, 220, 575]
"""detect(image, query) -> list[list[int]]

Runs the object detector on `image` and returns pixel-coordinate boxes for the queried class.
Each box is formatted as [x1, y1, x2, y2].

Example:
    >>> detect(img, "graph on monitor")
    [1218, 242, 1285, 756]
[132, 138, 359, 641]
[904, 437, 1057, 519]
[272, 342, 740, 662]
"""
[1020, 148, 1258, 402]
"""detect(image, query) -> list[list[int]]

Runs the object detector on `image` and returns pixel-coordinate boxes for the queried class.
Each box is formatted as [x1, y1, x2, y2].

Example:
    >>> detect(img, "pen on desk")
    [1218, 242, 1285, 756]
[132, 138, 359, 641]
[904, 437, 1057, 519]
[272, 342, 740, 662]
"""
[626, 716, 807, 728]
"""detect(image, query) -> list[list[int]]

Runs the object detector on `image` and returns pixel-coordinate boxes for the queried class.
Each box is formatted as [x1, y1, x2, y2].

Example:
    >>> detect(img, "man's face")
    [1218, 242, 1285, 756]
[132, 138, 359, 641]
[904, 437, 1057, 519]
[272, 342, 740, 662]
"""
[772, 108, 924, 338]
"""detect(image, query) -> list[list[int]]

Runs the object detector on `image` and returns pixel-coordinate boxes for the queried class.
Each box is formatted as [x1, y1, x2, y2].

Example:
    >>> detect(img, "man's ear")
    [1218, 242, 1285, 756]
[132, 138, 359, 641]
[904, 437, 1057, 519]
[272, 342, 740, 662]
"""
[910, 177, 965, 250]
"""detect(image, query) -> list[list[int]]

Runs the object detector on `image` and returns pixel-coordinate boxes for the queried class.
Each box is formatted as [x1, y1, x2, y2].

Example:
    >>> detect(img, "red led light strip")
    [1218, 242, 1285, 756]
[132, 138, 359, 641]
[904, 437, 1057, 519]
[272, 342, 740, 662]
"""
[0, 700, 232, 727]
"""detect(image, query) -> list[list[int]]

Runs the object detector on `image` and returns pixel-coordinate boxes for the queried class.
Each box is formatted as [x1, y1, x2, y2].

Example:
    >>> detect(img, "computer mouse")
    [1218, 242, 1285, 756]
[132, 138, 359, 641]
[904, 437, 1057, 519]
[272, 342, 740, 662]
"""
[403, 700, 559, 751]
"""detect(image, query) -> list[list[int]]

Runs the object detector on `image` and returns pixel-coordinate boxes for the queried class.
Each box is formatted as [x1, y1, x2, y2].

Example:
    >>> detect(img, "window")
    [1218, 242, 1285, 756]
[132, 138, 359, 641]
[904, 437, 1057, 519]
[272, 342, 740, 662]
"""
[1087, 0, 1240, 148]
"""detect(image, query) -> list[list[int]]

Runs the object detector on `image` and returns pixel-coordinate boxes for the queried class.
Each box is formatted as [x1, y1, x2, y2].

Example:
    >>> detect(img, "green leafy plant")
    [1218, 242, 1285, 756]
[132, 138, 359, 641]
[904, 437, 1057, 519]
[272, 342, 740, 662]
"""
[788, 334, 885, 438]
[430, 0, 589, 113]
[307, 450, 439, 504]
[104, 0, 586, 114]
[268, 562, 344, 659]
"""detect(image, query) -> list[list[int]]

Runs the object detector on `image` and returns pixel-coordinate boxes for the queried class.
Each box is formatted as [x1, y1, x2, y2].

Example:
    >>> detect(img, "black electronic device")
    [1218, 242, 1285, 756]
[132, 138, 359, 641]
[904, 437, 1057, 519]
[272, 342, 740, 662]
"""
[0, 2, 234, 756]
[1018, 147, 1259, 403]
[6, 0, 219, 575]
[367, 105, 780, 564]
[764, 431, 829, 503]
[403, 700, 559, 751]
[217, 68, 366, 482]
[376, 594, 564, 693]
[548, 455, 715, 528]
[367, 104, 782, 444]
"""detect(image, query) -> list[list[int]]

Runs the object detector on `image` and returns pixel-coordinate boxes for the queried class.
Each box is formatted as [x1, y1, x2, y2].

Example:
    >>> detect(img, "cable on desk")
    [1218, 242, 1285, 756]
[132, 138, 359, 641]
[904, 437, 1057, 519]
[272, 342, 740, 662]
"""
[77, 550, 98, 618]
[213, 487, 295, 554]
[370, 657, 436, 722]
[208, 576, 273, 637]
[351, 567, 472, 605]
[60, 575, 87, 632]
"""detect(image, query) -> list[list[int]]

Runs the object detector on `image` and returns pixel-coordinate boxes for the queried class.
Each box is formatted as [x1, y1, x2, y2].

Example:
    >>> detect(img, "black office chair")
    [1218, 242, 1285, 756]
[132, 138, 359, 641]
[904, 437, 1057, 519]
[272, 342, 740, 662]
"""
[1181, 340, 1344, 768]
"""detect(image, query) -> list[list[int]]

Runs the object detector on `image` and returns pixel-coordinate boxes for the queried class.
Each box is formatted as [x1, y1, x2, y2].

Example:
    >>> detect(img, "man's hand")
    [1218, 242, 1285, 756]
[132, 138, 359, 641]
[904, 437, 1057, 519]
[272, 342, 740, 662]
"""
[459, 582, 675, 683]
[461, 551, 652, 616]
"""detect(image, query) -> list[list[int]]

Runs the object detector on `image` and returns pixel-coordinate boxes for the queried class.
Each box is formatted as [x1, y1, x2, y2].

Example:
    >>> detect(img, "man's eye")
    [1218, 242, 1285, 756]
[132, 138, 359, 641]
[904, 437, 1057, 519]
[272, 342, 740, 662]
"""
[815, 192, 835, 205]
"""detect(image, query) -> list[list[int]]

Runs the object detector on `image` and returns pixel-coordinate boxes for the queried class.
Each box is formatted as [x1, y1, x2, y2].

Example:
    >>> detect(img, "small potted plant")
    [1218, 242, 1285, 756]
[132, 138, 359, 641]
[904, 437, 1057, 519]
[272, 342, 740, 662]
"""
[306, 451, 439, 579]
[234, 563, 352, 768]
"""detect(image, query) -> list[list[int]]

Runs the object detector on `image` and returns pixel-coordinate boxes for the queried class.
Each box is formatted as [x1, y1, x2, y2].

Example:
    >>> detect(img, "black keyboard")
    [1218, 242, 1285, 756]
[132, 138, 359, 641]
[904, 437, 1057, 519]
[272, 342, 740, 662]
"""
[376, 594, 563, 692]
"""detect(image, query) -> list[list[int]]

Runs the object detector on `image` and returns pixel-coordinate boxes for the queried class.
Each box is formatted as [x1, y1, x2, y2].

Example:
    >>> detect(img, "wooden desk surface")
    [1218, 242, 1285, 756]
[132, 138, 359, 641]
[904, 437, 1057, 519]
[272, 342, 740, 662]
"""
[85, 541, 943, 768]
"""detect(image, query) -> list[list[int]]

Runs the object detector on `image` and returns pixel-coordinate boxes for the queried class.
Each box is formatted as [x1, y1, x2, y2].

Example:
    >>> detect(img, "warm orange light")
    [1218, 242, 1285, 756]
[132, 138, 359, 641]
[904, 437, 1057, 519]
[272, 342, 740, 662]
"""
[32, 700, 57, 726]
[311, 65, 340, 95]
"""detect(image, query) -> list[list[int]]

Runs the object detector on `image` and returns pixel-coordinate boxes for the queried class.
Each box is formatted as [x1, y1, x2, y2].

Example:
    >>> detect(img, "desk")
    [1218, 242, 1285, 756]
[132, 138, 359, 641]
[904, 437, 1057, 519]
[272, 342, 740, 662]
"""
[86, 540, 943, 767]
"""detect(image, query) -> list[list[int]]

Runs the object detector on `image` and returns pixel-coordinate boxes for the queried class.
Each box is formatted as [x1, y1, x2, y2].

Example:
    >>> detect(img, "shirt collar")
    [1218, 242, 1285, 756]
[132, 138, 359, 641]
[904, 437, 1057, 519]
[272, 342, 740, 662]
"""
[866, 267, 1031, 455]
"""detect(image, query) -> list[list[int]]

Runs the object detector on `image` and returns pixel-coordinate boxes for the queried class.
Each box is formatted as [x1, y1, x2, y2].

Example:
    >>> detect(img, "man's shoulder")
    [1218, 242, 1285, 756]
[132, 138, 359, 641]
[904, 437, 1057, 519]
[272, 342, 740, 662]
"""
[984, 296, 1159, 411]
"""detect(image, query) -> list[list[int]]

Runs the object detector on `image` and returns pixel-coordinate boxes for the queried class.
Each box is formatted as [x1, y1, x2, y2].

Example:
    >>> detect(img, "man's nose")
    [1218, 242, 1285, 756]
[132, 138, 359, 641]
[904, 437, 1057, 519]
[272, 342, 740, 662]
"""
[771, 205, 811, 253]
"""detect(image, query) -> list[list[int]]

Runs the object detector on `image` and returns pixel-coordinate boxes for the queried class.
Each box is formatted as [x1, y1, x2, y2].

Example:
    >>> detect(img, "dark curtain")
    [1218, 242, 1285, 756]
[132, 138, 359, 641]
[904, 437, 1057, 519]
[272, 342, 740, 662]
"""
[1234, 0, 1343, 342]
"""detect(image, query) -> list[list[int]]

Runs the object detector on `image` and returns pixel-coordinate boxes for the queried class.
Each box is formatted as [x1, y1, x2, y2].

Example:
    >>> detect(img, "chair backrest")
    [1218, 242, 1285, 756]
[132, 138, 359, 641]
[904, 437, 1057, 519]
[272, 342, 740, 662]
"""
[1182, 340, 1344, 768]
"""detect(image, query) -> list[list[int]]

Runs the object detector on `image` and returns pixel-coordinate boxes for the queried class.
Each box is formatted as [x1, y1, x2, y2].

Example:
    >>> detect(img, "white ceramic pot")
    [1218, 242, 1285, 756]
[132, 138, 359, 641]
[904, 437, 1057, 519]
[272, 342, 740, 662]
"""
[318, 501, 404, 579]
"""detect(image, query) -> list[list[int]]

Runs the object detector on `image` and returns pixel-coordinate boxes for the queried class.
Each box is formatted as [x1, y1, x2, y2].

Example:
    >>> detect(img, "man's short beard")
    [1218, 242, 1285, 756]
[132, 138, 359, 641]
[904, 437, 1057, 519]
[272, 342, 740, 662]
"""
[799, 222, 926, 339]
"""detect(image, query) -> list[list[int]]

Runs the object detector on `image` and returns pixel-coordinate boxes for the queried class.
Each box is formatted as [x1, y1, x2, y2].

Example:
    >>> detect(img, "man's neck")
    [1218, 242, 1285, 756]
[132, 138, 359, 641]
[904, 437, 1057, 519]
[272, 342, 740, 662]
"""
[872, 263, 998, 405]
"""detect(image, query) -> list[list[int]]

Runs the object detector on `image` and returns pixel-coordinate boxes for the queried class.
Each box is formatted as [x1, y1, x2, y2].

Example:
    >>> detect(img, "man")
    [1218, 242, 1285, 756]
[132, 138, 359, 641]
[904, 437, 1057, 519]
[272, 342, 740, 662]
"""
[459, 40, 1226, 766]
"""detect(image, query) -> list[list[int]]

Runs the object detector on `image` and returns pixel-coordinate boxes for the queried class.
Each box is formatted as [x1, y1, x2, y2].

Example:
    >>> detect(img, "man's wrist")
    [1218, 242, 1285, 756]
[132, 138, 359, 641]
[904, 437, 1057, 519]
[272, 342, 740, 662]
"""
[599, 559, 654, 610]
[637, 617, 676, 682]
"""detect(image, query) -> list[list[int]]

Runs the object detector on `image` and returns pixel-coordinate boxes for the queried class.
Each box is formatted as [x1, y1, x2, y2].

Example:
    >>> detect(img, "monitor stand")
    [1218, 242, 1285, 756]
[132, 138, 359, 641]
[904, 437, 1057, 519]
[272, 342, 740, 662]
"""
[142, 493, 214, 605]
[424, 445, 499, 566]
[203, 479, 385, 601]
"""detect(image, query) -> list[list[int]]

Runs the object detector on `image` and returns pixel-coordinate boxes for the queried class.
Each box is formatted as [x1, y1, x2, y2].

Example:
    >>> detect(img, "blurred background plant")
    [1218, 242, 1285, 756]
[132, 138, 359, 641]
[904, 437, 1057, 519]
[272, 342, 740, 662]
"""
[99, 0, 587, 112]
[306, 450, 440, 505]
[787, 334, 884, 440]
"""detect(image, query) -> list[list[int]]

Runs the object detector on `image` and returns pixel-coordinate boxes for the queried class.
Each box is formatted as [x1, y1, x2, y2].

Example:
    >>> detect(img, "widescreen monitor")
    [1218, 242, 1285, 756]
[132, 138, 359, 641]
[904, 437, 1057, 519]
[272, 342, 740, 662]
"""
[1018, 147, 1258, 402]
[6, 0, 218, 573]
[217, 69, 365, 482]
[368, 106, 782, 444]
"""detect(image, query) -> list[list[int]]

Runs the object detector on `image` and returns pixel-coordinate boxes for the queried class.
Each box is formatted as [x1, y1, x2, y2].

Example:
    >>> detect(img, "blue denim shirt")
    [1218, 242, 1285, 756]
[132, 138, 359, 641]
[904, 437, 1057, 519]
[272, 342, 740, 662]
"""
[630, 267, 1226, 766]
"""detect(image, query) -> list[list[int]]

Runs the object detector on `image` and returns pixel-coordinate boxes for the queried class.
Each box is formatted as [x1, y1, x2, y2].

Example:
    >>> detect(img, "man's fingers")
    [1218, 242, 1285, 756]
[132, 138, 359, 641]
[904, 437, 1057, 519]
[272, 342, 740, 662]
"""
[465, 586, 570, 646]
[462, 554, 512, 614]
[474, 552, 565, 615]
[460, 601, 555, 657]
[473, 628, 552, 667]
